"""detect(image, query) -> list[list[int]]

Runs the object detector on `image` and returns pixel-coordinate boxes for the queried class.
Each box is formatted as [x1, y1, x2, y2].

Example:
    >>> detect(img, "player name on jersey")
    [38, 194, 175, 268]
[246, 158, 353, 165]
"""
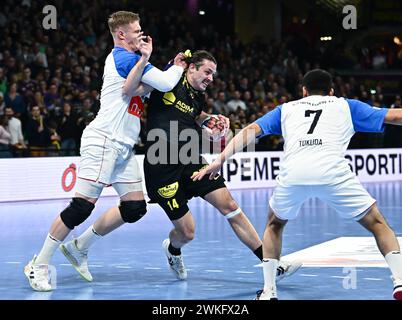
[299, 138, 323, 147]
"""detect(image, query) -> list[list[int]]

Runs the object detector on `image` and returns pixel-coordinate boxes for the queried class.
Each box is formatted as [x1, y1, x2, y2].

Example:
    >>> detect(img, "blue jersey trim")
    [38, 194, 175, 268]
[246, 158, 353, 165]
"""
[346, 99, 387, 132]
[255, 105, 282, 137]
[113, 47, 153, 79]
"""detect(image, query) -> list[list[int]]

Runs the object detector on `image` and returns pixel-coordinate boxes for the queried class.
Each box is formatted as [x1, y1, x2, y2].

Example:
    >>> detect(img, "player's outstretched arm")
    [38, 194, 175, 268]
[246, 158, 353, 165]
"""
[140, 52, 187, 92]
[192, 122, 261, 181]
[385, 108, 402, 125]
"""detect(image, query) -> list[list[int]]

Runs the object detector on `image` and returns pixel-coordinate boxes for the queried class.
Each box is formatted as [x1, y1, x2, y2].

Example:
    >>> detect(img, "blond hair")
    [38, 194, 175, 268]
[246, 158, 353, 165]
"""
[108, 11, 139, 34]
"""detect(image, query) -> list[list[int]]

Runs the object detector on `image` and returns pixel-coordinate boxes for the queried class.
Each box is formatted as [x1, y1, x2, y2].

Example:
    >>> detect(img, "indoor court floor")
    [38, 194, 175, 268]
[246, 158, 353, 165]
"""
[0, 181, 401, 300]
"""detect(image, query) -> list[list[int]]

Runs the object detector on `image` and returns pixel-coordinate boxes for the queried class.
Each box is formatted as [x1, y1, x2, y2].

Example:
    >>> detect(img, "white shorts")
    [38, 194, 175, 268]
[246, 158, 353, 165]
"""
[269, 176, 376, 221]
[76, 132, 143, 198]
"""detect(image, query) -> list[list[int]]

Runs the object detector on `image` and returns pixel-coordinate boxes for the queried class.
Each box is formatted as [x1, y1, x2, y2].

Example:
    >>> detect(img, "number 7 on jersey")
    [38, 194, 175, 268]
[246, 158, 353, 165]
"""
[305, 109, 322, 134]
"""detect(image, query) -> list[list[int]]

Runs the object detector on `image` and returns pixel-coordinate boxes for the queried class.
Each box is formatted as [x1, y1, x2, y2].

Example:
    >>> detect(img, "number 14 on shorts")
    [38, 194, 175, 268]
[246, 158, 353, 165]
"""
[167, 199, 179, 210]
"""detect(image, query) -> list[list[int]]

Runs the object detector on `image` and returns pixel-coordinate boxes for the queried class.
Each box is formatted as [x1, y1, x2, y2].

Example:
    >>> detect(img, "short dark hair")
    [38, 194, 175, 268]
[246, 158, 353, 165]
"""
[302, 69, 333, 95]
[184, 50, 217, 69]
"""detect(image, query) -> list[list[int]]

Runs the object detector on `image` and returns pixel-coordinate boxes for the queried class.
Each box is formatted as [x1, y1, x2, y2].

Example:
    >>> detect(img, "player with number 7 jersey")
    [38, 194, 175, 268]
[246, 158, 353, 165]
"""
[193, 69, 402, 300]
[258, 94, 386, 186]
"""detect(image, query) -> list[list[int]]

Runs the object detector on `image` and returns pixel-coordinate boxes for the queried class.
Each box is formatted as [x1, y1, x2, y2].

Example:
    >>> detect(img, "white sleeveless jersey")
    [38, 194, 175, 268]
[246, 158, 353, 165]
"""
[84, 47, 153, 147]
[256, 96, 388, 185]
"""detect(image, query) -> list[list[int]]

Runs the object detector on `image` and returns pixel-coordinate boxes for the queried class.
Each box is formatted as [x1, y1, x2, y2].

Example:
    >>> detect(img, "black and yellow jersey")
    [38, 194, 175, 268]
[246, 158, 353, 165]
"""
[145, 74, 206, 150]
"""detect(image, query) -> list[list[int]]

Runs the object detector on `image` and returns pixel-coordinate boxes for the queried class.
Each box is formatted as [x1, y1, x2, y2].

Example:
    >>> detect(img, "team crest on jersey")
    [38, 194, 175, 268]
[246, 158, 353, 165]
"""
[158, 182, 179, 198]
[163, 92, 176, 105]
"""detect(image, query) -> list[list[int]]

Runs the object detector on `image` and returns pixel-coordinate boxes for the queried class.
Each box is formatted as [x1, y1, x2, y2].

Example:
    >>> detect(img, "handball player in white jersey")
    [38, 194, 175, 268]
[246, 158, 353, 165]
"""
[24, 11, 186, 291]
[193, 69, 402, 300]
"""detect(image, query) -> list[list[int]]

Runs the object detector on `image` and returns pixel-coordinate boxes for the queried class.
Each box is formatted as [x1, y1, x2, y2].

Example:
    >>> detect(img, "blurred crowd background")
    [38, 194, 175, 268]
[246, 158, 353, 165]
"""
[0, 0, 401, 158]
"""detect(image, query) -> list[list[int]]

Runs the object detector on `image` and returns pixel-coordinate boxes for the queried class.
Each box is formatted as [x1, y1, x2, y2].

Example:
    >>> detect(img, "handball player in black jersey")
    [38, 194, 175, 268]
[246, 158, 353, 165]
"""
[144, 50, 301, 280]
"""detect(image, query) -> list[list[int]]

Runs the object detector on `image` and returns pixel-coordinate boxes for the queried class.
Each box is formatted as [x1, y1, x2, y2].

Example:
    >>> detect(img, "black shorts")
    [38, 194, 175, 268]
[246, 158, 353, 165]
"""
[144, 157, 226, 221]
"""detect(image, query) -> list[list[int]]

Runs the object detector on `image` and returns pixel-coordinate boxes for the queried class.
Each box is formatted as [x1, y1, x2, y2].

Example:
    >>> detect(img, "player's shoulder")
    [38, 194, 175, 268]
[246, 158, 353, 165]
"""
[281, 97, 305, 110]
[111, 47, 140, 59]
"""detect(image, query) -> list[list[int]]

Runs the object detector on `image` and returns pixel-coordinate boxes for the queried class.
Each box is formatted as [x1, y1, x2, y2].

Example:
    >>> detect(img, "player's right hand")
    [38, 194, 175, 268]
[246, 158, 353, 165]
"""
[191, 159, 222, 181]
[139, 36, 153, 60]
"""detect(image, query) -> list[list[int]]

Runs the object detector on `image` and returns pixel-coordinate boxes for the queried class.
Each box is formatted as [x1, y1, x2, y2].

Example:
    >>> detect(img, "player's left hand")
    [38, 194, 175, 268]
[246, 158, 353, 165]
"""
[173, 52, 188, 69]
[191, 159, 222, 181]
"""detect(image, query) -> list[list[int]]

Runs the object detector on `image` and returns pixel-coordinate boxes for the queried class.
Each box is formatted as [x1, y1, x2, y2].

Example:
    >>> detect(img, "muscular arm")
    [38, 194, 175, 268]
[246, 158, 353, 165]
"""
[216, 123, 261, 164]
[122, 56, 149, 97]
[130, 83, 154, 97]
[122, 36, 152, 97]
[384, 109, 402, 125]
[191, 122, 261, 180]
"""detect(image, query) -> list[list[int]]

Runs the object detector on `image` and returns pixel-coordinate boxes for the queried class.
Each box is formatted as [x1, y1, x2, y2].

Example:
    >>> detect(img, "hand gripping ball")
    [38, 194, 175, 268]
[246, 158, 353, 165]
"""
[201, 115, 229, 141]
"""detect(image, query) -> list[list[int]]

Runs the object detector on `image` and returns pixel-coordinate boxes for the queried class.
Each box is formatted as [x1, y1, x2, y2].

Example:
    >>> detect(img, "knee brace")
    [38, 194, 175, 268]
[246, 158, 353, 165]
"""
[119, 200, 147, 223]
[60, 197, 95, 230]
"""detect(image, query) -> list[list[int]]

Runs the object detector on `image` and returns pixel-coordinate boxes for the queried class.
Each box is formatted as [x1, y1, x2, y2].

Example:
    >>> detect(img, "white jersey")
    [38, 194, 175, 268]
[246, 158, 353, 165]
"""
[84, 47, 153, 147]
[256, 95, 388, 185]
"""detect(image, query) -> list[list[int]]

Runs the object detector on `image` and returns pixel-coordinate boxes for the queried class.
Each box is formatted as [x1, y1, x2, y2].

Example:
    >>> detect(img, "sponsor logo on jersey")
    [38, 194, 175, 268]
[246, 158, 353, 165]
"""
[158, 181, 179, 198]
[176, 100, 194, 113]
[127, 96, 144, 118]
[162, 92, 194, 114]
[163, 92, 176, 105]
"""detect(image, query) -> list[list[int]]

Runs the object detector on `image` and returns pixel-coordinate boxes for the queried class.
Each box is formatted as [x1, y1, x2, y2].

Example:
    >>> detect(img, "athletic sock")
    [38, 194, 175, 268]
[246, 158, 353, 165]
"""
[76, 225, 102, 251]
[253, 245, 263, 261]
[35, 234, 61, 264]
[263, 258, 279, 292]
[168, 242, 181, 256]
[385, 251, 402, 279]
